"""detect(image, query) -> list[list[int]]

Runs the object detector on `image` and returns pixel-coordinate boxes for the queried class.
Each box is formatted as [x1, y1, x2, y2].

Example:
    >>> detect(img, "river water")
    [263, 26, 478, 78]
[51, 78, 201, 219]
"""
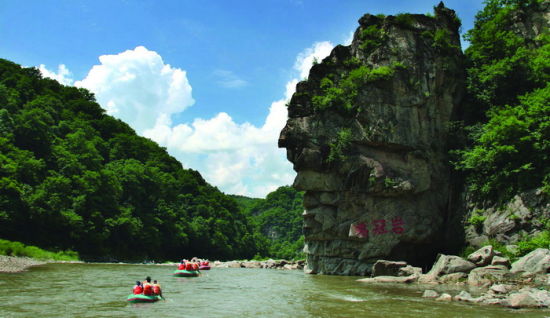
[1, 263, 547, 317]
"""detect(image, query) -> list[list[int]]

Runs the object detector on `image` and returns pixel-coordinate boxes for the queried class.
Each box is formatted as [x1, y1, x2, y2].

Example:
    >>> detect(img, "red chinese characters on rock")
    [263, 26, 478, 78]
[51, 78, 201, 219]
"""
[349, 217, 406, 238]
[349, 222, 369, 238]
[391, 217, 405, 234]
[372, 219, 388, 235]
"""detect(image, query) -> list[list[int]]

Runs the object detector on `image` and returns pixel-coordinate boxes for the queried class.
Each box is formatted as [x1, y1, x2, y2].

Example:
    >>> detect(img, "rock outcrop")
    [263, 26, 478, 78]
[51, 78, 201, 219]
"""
[279, 3, 464, 275]
[464, 189, 550, 249]
[359, 246, 550, 309]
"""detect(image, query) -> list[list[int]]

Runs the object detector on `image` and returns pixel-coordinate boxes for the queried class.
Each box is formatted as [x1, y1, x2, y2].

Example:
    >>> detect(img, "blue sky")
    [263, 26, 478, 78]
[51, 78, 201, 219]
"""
[0, 0, 484, 197]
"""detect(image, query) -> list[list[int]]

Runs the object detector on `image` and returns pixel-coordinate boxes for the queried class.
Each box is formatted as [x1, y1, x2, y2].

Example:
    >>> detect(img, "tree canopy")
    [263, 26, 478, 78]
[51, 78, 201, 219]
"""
[0, 58, 260, 261]
[454, 0, 549, 202]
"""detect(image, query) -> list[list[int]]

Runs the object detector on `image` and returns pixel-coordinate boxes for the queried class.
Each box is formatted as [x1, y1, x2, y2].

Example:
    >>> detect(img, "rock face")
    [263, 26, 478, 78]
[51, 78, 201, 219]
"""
[464, 189, 550, 248]
[279, 4, 464, 275]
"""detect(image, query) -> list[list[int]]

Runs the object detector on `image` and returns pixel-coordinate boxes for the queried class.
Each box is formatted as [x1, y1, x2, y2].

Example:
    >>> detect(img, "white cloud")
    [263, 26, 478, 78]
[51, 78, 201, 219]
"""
[144, 41, 333, 197]
[344, 30, 355, 46]
[213, 69, 248, 88]
[74, 46, 194, 134]
[38, 64, 74, 85]
[42, 42, 334, 198]
[294, 41, 334, 79]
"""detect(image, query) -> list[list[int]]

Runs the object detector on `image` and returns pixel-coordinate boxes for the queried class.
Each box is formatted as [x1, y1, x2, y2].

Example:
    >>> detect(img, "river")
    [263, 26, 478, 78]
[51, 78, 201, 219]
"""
[1, 263, 547, 317]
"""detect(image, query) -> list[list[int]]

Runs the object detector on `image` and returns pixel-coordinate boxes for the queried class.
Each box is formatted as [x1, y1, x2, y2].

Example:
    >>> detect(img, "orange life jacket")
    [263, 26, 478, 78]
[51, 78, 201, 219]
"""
[178, 263, 185, 270]
[143, 283, 153, 296]
[185, 263, 193, 271]
[192, 263, 199, 270]
[133, 285, 143, 295]
[153, 284, 161, 295]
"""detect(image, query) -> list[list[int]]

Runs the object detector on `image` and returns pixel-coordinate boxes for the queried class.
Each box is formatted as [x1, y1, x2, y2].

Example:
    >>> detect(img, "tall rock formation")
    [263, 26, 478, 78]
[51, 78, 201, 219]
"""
[279, 3, 465, 275]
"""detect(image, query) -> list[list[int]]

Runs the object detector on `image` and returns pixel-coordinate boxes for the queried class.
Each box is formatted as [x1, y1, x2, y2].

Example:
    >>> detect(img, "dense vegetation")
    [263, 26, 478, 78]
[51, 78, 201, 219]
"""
[453, 0, 549, 203]
[452, 0, 549, 257]
[0, 59, 260, 261]
[232, 186, 305, 260]
[0, 239, 78, 261]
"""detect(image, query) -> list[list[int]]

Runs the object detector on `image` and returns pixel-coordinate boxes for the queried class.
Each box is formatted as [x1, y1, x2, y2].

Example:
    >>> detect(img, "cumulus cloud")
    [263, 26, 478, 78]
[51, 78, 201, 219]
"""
[75, 46, 194, 134]
[44, 42, 334, 198]
[344, 30, 355, 46]
[142, 78, 299, 197]
[294, 41, 334, 79]
[38, 64, 74, 85]
[213, 69, 248, 88]
[144, 42, 333, 197]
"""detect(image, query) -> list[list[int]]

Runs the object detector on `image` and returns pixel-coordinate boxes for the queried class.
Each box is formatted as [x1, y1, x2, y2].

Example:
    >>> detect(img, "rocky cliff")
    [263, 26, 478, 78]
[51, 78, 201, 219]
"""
[278, 3, 465, 275]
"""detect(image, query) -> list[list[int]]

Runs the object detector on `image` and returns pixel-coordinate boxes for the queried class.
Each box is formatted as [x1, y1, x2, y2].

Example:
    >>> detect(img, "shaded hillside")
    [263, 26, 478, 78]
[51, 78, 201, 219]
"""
[0, 59, 258, 261]
[232, 186, 305, 260]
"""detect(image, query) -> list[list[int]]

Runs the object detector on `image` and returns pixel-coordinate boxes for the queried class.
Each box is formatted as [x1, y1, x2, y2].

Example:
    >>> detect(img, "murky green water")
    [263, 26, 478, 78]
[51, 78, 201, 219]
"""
[0, 263, 548, 317]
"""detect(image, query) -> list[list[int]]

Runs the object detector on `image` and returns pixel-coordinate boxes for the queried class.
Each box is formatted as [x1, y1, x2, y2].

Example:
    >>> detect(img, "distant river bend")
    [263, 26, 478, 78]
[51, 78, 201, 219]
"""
[1, 263, 546, 317]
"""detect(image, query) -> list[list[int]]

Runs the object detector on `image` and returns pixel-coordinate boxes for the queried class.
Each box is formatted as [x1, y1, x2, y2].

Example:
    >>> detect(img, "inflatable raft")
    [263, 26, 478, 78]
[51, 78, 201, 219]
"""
[173, 269, 200, 277]
[127, 294, 163, 303]
[199, 265, 211, 270]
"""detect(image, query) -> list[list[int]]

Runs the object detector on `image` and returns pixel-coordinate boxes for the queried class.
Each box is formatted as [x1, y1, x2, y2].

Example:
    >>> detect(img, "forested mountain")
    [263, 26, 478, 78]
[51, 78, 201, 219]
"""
[232, 186, 305, 260]
[0, 59, 259, 261]
[454, 0, 549, 203]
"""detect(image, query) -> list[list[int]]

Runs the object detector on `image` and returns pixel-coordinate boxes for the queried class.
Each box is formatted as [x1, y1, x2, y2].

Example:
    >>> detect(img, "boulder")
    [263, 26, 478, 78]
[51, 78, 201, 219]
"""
[426, 254, 476, 278]
[357, 275, 418, 284]
[511, 248, 550, 274]
[467, 265, 510, 287]
[242, 261, 262, 268]
[453, 291, 475, 302]
[491, 256, 511, 268]
[490, 284, 513, 294]
[422, 290, 439, 298]
[372, 260, 408, 276]
[226, 261, 243, 268]
[435, 293, 452, 301]
[505, 291, 541, 308]
[438, 272, 468, 284]
[467, 245, 495, 266]
[398, 265, 422, 277]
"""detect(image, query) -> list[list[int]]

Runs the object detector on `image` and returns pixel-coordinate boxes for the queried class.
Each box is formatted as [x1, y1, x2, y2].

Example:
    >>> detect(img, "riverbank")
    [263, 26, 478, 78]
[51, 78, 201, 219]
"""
[0, 255, 49, 273]
[158, 259, 305, 270]
[357, 247, 550, 309]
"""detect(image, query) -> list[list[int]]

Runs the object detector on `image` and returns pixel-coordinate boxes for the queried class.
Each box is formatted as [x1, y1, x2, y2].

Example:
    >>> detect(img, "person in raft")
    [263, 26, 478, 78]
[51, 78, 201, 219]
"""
[178, 260, 185, 270]
[133, 281, 143, 295]
[152, 280, 162, 297]
[185, 261, 194, 271]
[142, 276, 154, 296]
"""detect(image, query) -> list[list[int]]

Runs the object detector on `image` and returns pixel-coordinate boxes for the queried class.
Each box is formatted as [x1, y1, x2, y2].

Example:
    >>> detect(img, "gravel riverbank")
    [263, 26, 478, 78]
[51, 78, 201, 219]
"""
[0, 255, 49, 273]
